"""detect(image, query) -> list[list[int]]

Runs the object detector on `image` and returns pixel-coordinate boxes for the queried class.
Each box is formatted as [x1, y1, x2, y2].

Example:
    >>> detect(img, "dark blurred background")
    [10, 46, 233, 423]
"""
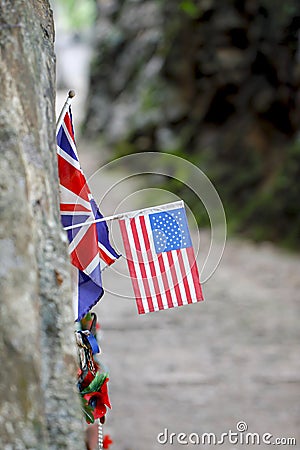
[52, 2, 300, 449]
[84, 0, 300, 248]
[55, 0, 300, 248]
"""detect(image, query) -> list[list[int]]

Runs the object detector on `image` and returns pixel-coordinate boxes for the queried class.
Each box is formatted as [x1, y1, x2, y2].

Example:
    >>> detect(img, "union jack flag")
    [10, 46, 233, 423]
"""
[56, 107, 120, 321]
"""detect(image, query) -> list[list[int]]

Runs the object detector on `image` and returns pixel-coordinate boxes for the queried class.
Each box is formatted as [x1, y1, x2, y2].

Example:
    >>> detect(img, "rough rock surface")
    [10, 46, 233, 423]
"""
[0, 1, 84, 448]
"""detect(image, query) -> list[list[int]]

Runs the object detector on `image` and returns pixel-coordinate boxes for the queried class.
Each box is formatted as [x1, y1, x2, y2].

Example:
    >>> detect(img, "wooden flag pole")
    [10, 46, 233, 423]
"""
[56, 90, 76, 134]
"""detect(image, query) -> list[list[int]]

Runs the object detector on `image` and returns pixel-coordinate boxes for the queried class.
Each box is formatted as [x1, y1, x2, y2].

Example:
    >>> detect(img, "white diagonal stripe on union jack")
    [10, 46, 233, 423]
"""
[57, 145, 81, 170]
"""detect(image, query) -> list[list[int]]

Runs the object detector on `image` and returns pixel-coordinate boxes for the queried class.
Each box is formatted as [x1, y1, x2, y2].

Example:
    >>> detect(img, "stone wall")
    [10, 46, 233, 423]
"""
[0, 1, 84, 448]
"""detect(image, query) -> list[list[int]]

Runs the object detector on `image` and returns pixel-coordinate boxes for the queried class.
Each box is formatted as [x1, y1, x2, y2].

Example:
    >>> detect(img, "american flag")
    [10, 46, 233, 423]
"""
[56, 107, 120, 320]
[119, 201, 203, 314]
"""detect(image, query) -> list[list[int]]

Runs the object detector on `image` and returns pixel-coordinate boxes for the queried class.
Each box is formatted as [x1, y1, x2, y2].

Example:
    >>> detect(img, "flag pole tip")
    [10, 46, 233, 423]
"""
[68, 90, 76, 98]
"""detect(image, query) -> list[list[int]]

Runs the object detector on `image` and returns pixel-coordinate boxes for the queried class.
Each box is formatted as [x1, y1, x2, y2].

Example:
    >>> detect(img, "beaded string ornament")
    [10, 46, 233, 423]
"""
[76, 312, 113, 449]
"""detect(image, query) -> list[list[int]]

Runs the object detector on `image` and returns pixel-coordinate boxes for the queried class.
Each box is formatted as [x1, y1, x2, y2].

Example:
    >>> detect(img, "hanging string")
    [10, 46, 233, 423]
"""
[98, 420, 103, 450]
[63, 200, 184, 231]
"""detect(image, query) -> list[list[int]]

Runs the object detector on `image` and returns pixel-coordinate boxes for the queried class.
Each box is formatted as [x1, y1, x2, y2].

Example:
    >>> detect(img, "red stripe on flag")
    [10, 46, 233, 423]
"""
[186, 247, 203, 301]
[130, 218, 155, 312]
[157, 254, 174, 309]
[60, 203, 90, 213]
[70, 225, 98, 271]
[64, 113, 75, 142]
[58, 155, 90, 201]
[139, 216, 164, 311]
[177, 249, 193, 304]
[99, 247, 115, 266]
[119, 219, 144, 314]
[167, 252, 183, 306]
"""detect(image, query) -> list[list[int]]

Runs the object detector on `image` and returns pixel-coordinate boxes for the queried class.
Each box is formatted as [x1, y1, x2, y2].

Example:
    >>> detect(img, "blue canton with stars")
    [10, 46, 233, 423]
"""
[149, 207, 192, 254]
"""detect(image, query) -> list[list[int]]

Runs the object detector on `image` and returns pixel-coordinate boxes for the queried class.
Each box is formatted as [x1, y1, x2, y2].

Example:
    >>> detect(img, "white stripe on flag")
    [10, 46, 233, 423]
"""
[62, 120, 80, 159]
[119, 219, 144, 312]
[68, 219, 93, 254]
[60, 185, 91, 210]
[171, 250, 189, 305]
[134, 216, 159, 311]
[60, 210, 91, 216]
[57, 145, 81, 170]
[85, 253, 100, 276]
[181, 248, 197, 302]
[98, 242, 117, 261]
[125, 218, 149, 313]
[144, 215, 169, 310]
[130, 217, 154, 312]
[161, 251, 178, 308]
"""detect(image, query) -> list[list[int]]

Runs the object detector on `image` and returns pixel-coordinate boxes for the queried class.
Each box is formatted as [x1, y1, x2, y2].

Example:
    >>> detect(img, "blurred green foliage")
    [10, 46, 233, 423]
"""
[85, 0, 300, 249]
[240, 138, 300, 248]
[179, 1, 201, 19]
[52, 0, 96, 30]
